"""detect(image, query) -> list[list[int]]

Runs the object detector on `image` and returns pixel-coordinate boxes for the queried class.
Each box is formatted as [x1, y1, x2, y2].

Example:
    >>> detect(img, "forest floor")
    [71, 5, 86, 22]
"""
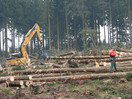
[0, 78, 132, 99]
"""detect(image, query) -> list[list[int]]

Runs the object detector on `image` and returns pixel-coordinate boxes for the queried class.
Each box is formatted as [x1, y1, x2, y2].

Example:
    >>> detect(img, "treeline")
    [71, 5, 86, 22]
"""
[0, 0, 132, 57]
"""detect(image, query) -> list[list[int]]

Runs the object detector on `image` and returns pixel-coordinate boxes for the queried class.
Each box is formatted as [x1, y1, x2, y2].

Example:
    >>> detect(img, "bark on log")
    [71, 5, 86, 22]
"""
[116, 51, 132, 57]
[0, 75, 31, 84]
[0, 76, 14, 83]
[77, 57, 132, 64]
[31, 73, 66, 78]
[49, 56, 109, 60]
[52, 64, 62, 68]
[58, 51, 76, 56]
[116, 49, 132, 53]
[6, 81, 24, 87]
[9, 67, 132, 75]
[31, 72, 132, 82]
[14, 75, 32, 80]
[101, 50, 109, 55]
[99, 62, 132, 67]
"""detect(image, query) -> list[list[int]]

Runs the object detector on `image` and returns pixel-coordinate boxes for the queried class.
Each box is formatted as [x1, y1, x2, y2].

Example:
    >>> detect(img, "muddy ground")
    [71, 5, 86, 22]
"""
[0, 78, 132, 99]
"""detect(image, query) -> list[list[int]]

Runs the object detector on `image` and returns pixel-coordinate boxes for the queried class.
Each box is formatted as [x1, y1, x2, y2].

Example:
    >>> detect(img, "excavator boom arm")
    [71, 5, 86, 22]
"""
[21, 24, 42, 58]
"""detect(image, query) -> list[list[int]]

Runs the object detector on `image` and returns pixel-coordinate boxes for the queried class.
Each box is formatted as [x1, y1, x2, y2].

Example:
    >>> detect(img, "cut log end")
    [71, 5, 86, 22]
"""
[10, 76, 14, 82]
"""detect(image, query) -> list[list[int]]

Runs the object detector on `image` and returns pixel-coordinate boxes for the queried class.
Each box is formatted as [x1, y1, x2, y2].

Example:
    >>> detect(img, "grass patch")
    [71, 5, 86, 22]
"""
[46, 83, 56, 86]
[126, 73, 132, 81]
[0, 88, 16, 96]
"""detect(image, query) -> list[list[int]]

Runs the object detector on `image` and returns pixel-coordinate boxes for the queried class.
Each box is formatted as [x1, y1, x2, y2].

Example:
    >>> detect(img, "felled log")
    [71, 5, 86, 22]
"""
[102, 50, 109, 55]
[58, 51, 75, 56]
[0, 76, 14, 83]
[6, 81, 24, 87]
[100, 62, 132, 67]
[116, 51, 132, 57]
[31, 73, 66, 78]
[0, 76, 31, 84]
[77, 57, 132, 64]
[32, 72, 132, 82]
[116, 49, 132, 53]
[52, 64, 62, 68]
[9, 66, 132, 75]
[49, 56, 109, 60]
[14, 75, 32, 80]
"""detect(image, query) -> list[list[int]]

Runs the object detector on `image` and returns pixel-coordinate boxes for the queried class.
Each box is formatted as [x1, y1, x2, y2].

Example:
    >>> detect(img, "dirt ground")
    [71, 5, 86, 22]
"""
[0, 78, 132, 99]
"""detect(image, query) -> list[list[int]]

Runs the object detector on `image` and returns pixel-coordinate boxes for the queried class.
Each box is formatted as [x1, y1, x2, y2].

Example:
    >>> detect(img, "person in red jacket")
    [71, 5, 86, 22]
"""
[109, 48, 117, 73]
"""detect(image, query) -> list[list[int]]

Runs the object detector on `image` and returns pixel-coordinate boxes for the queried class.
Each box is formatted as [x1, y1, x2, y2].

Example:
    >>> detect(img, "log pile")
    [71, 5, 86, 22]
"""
[0, 70, 132, 87]
[1, 49, 132, 88]
[9, 66, 132, 75]
[31, 72, 132, 82]
[77, 57, 132, 64]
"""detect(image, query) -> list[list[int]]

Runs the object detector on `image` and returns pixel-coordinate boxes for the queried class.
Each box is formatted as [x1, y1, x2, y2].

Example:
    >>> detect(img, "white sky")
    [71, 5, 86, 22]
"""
[100, 25, 108, 43]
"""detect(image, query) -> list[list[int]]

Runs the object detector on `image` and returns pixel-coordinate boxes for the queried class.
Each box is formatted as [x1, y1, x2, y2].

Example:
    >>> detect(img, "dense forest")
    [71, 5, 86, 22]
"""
[0, 0, 132, 57]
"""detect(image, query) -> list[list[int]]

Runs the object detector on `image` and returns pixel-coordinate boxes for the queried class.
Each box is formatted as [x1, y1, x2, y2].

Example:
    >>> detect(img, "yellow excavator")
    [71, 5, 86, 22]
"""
[6, 24, 43, 66]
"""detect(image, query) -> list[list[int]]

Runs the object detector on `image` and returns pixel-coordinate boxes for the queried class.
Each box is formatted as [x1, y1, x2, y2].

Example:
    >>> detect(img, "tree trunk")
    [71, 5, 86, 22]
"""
[48, 1, 51, 50]
[2, 29, 4, 53]
[116, 27, 119, 46]
[9, 67, 132, 75]
[124, 2, 128, 43]
[33, 35, 36, 53]
[5, 24, 8, 57]
[81, 0, 86, 50]
[18, 33, 20, 50]
[98, 21, 101, 43]
[30, 39, 33, 54]
[108, 25, 110, 44]
[0, 29, 1, 54]
[109, 0, 113, 44]
[11, 28, 15, 53]
[57, 14, 60, 52]
[37, 37, 40, 55]
[42, 30, 45, 50]
[103, 3, 106, 42]
[74, 19, 78, 50]
[93, 11, 97, 45]
[129, 0, 132, 43]
[65, 12, 69, 50]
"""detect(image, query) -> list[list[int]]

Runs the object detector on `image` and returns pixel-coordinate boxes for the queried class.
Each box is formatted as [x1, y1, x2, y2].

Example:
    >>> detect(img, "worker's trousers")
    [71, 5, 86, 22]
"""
[110, 57, 117, 72]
